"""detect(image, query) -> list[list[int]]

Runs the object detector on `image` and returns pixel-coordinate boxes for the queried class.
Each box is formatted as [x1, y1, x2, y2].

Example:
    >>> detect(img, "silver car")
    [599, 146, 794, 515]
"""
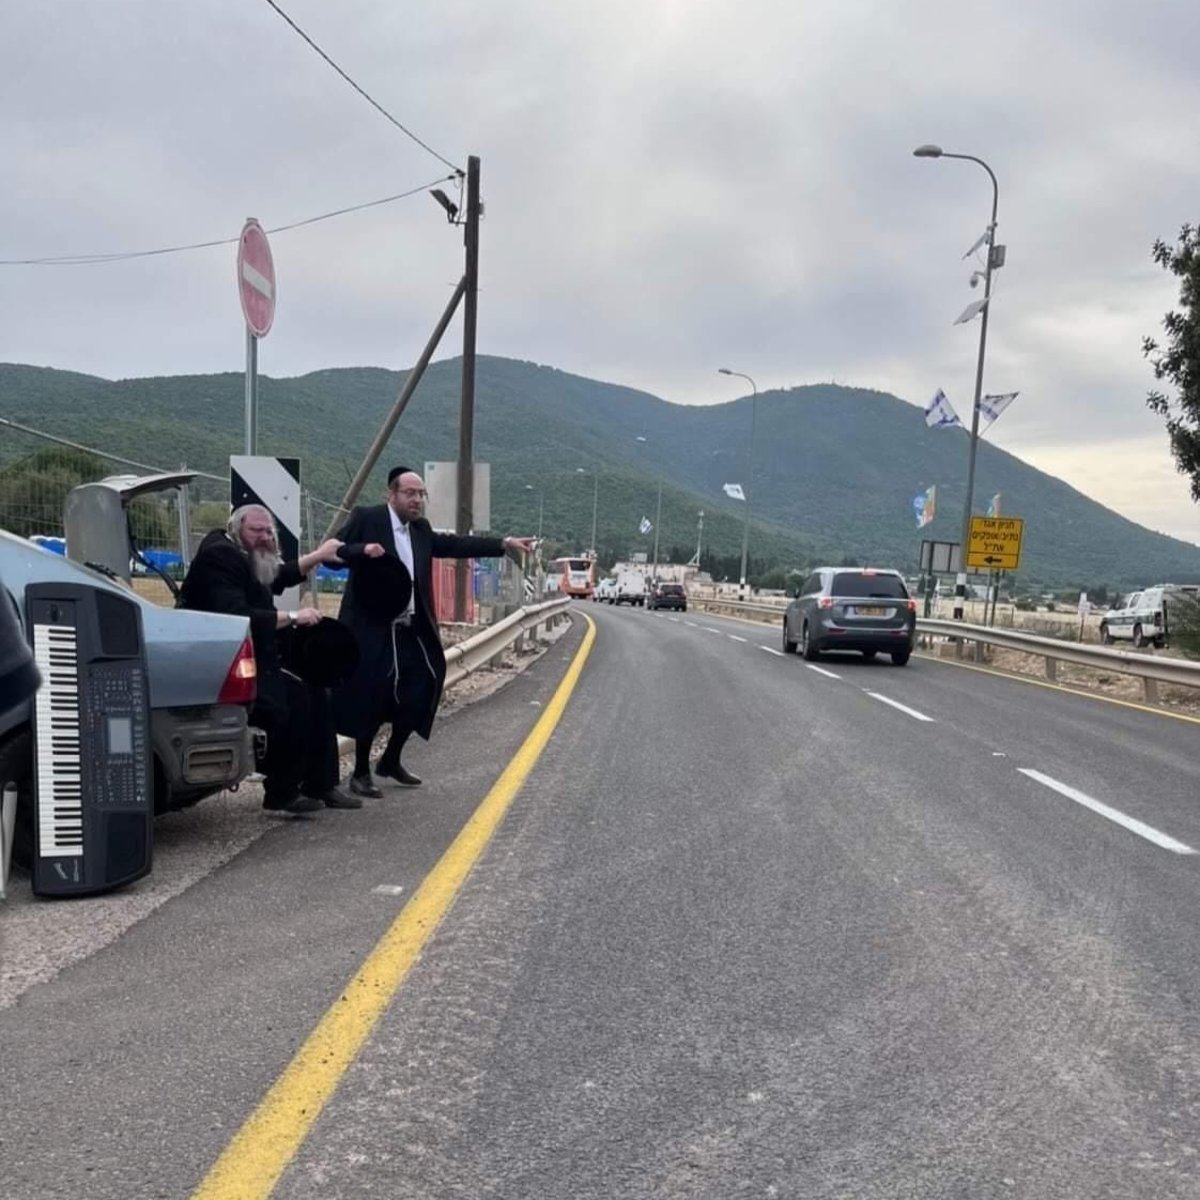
[783, 567, 916, 665]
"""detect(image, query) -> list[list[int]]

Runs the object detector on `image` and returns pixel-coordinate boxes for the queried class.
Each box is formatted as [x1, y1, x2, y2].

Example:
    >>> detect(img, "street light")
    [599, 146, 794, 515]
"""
[523, 483, 544, 540]
[575, 467, 599, 557]
[718, 367, 758, 592]
[634, 436, 663, 582]
[914, 143, 1001, 620]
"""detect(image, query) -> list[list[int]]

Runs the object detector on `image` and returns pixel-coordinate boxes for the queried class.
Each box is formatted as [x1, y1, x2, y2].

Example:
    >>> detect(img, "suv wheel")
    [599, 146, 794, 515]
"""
[1132, 623, 1145, 649]
[891, 649, 911, 666]
[1100, 623, 1113, 645]
[782, 619, 797, 654]
[801, 621, 820, 661]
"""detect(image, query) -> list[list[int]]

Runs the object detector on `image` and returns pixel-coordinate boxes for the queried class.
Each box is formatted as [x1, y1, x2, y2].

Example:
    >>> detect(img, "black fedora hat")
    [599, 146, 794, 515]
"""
[352, 553, 414, 623]
[279, 617, 360, 687]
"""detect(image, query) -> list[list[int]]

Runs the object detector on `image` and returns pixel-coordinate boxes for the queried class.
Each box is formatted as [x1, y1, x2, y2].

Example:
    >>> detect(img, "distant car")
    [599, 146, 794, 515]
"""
[648, 582, 687, 611]
[782, 567, 916, 665]
[614, 569, 648, 606]
[594, 577, 618, 603]
[1100, 584, 1200, 648]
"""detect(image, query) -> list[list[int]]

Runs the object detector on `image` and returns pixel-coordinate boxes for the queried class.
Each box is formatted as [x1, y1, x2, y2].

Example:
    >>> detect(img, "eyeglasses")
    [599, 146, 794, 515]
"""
[395, 487, 428, 498]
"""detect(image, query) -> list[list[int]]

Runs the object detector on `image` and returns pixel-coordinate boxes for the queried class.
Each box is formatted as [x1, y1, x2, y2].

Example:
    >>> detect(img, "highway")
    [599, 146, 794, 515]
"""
[3, 603, 1200, 1199]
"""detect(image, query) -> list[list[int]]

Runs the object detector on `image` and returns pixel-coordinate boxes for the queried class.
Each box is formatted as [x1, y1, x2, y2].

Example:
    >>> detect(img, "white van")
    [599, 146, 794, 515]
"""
[1100, 584, 1200, 648]
[614, 569, 648, 606]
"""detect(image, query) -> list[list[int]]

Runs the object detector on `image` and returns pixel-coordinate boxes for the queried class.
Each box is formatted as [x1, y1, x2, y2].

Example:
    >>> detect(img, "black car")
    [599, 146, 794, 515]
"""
[648, 582, 687, 611]
[782, 567, 915, 664]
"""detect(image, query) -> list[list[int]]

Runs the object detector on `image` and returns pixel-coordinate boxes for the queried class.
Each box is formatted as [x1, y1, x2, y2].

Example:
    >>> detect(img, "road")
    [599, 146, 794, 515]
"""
[3, 602, 1200, 1199]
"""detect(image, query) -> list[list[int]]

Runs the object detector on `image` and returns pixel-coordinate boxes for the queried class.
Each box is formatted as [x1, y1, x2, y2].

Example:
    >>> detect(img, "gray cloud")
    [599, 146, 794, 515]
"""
[3, 0, 1199, 541]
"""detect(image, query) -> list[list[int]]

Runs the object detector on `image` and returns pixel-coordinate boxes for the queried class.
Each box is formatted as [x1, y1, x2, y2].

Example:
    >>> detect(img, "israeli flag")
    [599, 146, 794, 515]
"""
[924, 389, 962, 429]
[722, 482, 746, 501]
[987, 493, 1001, 518]
[639, 516, 653, 535]
[978, 391, 1018, 431]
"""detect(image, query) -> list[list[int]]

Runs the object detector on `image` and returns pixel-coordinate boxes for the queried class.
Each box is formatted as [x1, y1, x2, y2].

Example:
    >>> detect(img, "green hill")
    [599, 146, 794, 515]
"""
[2, 356, 1198, 591]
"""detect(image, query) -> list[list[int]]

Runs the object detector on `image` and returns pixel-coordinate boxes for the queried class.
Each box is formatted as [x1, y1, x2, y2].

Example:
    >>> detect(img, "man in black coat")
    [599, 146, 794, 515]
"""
[335, 466, 535, 797]
[179, 505, 355, 814]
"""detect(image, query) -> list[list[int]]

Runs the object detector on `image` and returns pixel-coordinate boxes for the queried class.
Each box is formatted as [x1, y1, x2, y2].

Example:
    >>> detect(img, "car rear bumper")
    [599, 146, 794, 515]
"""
[815, 620, 915, 652]
[151, 704, 255, 811]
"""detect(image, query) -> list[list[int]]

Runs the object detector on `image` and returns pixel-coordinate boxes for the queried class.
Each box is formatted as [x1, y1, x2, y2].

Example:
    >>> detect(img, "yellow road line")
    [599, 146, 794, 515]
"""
[915, 649, 1200, 726]
[191, 614, 597, 1200]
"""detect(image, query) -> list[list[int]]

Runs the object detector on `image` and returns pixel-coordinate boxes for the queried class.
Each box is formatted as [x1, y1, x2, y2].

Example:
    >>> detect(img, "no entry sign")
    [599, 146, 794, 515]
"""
[237, 219, 276, 337]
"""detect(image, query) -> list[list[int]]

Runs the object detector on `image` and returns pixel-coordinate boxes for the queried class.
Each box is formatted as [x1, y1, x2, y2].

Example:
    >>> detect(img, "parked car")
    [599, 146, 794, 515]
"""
[648, 582, 687, 611]
[0, 484, 257, 869]
[1100, 584, 1200, 648]
[782, 567, 916, 664]
[614, 569, 648, 606]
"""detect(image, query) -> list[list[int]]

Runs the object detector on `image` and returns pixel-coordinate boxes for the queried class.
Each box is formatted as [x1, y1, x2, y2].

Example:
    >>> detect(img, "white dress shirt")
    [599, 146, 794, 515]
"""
[388, 507, 416, 616]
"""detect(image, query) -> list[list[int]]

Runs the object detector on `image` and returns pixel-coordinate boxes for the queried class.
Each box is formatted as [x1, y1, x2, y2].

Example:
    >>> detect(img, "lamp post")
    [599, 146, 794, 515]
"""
[524, 483, 544, 540]
[575, 467, 599, 557]
[634, 435, 663, 581]
[718, 367, 758, 594]
[914, 143, 1001, 621]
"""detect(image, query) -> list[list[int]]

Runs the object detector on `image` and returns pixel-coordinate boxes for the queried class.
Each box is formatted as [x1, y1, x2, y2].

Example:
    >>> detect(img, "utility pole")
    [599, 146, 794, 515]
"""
[455, 155, 480, 623]
[652, 480, 662, 581]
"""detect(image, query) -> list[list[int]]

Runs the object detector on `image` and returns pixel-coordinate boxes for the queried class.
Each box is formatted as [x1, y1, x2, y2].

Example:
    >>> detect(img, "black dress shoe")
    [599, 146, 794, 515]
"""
[315, 786, 363, 810]
[376, 760, 422, 787]
[348, 773, 382, 799]
[263, 793, 322, 814]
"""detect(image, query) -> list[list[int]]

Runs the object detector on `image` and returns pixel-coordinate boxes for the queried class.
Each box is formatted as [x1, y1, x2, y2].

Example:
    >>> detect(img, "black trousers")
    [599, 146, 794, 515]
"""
[253, 672, 340, 806]
[353, 623, 436, 774]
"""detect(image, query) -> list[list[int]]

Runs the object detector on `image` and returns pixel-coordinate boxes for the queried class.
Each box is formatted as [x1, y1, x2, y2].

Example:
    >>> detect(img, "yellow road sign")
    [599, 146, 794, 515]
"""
[967, 515, 1024, 570]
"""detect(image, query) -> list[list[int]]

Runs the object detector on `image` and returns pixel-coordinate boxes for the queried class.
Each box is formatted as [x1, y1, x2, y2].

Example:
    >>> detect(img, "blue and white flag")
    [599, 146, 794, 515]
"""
[924, 389, 962, 429]
[978, 391, 1018, 431]
[986, 492, 1002, 518]
[639, 516, 653, 535]
[722, 482, 746, 501]
[913, 484, 937, 528]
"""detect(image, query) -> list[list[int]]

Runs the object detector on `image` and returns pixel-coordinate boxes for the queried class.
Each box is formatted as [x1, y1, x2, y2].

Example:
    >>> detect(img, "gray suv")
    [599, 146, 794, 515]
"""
[783, 567, 916, 665]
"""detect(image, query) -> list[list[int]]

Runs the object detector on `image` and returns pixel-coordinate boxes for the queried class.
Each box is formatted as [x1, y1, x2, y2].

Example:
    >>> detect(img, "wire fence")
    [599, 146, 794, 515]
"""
[0, 419, 526, 620]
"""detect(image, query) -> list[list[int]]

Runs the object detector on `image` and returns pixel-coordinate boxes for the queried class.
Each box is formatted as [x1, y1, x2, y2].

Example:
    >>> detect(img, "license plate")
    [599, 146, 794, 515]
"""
[854, 606, 886, 616]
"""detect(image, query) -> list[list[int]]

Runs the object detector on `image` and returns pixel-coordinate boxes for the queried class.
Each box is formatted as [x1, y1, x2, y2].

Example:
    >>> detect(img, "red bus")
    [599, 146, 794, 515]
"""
[553, 556, 595, 599]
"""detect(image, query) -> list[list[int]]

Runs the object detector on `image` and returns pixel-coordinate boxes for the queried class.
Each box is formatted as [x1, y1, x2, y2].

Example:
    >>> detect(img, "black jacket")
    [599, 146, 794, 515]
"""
[178, 529, 305, 700]
[333, 506, 504, 739]
[0, 579, 39, 719]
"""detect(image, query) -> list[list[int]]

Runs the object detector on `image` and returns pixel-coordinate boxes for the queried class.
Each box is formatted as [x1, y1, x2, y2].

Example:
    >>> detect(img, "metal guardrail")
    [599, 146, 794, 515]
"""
[691, 596, 1200, 703]
[443, 596, 573, 689]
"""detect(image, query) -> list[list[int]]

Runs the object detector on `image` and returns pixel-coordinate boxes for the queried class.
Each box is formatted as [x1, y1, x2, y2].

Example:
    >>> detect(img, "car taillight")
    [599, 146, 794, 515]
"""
[818, 597, 834, 609]
[217, 635, 257, 705]
[907, 598, 918, 612]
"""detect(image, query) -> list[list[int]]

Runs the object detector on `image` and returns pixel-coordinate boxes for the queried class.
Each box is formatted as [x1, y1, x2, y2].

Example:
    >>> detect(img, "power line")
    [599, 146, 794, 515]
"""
[262, 0, 462, 175]
[0, 176, 456, 266]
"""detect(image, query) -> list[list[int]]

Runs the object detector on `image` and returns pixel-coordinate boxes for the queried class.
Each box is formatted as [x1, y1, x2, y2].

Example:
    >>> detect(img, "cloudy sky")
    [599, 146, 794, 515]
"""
[3, 1, 1198, 541]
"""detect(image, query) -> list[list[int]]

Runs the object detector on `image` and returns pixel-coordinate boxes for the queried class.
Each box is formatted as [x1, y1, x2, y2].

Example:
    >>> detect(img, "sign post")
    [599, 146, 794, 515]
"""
[237, 219, 277, 455]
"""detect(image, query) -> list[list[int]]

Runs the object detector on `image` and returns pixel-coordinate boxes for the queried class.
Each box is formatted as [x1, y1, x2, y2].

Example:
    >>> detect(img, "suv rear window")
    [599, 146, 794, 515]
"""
[832, 572, 908, 599]
[657, 584, 684, 595]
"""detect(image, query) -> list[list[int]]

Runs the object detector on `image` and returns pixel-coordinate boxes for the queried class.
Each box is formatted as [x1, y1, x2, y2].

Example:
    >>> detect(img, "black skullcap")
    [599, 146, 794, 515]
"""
[387, 465, 417, 487]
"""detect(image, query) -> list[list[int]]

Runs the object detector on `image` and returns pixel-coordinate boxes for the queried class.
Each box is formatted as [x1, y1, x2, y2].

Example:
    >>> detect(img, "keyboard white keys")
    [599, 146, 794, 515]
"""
[32, 624, 84, 857]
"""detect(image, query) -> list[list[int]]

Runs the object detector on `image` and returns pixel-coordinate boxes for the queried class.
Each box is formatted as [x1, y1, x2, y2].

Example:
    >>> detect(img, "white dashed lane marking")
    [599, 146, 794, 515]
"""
[805, 663, 841, 679]
[759, 646, 785, 657]
[1018, 768, 1196, 855]
[865, 692, 934, 722]
[728, 635, 748, 643]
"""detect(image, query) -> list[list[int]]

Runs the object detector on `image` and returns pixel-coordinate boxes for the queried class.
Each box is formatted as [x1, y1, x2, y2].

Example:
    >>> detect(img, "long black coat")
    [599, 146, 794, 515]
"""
[178, 529, 304, 721]
[333, 506, 504, 740]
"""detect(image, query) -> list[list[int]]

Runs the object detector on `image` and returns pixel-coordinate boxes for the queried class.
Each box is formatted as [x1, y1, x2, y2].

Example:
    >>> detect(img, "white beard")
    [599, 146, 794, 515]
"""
[249, 547, 283, 588]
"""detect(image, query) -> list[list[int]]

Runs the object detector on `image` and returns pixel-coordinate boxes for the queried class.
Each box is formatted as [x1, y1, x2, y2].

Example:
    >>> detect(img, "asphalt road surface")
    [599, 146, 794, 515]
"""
[3, 603, 1200, 1199]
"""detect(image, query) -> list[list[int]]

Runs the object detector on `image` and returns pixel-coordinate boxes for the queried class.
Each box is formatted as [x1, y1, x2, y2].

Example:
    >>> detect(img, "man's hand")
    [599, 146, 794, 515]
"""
[502, 536, 537, 555]
[363, 542, 387, 559]
[294, 607, 323, 627]
[316, 538, 344, 563]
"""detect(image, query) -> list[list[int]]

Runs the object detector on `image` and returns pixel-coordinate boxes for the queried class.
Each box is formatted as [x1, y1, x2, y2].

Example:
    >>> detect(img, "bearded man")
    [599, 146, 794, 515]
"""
[180, 504, 354, 814]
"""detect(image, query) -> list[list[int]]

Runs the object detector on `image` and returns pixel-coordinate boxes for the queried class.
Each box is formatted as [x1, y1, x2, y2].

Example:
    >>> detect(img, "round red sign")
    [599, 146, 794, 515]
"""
[237, 219, 276, 337]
